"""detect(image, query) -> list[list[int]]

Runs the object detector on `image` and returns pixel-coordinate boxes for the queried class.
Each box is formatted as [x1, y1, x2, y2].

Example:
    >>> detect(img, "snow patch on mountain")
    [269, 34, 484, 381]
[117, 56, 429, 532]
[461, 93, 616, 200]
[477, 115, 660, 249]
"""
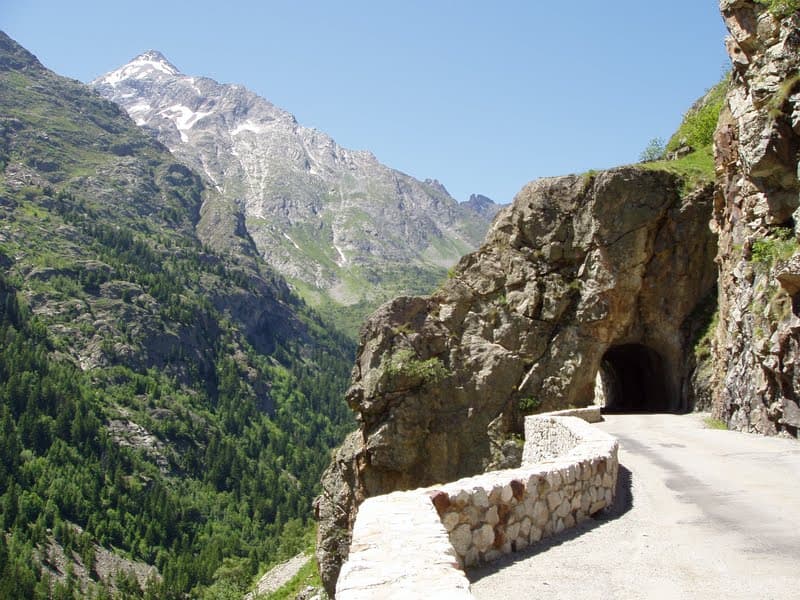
[101, 51, 180, 86]
[232, 121, 268, 136]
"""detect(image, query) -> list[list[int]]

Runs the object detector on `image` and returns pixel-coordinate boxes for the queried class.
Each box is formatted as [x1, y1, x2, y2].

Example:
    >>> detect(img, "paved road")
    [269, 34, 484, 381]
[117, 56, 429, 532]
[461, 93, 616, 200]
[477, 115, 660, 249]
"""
[469, 413, 800, 599]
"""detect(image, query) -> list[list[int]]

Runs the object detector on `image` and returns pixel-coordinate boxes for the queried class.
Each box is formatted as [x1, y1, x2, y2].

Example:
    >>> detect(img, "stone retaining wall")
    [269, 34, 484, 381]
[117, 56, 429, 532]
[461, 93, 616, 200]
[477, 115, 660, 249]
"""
[336, 416, 618, 599]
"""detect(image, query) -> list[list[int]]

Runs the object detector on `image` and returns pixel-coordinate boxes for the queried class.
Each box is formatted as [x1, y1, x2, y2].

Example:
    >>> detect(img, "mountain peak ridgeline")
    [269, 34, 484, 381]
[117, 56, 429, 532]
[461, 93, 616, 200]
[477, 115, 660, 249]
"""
[92, 51, 500, 329]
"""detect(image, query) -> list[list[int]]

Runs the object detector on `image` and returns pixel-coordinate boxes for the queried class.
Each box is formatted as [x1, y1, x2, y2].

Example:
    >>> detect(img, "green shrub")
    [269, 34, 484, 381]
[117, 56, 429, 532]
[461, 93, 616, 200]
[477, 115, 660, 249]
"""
[386, 349, 449, 386]
[639, 137, 665, 162]
[704, 416, 728, 430]
[756, 0, 800, 18]
[750, 228, 796, 266]
[517, 396, 542, 414]
[666, 76, 728, 154]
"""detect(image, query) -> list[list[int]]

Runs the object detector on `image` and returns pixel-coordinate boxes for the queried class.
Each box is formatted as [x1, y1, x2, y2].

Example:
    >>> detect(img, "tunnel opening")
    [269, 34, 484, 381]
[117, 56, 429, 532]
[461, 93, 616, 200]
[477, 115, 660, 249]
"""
[597, 344, 672, 413]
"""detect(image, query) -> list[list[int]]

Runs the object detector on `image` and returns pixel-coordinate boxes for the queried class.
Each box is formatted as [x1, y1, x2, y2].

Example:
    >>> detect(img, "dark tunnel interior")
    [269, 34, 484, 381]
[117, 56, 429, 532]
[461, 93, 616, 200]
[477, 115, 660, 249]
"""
[598, 344, 672, 413]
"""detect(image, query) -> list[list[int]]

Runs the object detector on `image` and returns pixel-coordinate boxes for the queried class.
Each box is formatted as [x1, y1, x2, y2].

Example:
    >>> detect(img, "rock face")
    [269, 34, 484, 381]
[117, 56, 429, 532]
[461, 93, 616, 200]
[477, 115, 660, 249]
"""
[315, 166, 717, 595]
[91, 54, 498, 311]
[712, 1, 800, 435]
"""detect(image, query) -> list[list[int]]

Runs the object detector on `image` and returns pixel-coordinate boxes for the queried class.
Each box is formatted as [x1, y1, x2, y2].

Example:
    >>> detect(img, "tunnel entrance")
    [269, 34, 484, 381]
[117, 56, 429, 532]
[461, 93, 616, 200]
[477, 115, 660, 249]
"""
[597, 344, 672, 413]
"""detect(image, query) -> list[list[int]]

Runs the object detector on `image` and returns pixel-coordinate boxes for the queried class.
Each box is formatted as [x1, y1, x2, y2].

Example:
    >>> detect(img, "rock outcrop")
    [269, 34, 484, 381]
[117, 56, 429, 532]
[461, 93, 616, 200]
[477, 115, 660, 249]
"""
[315, 166, 717, 595]
[712, 1, 800, 435]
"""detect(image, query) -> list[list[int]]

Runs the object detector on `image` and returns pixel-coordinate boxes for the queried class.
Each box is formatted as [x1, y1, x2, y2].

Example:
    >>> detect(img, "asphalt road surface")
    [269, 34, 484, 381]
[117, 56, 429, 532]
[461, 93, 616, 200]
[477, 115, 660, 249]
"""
[469, 413, 800, 599]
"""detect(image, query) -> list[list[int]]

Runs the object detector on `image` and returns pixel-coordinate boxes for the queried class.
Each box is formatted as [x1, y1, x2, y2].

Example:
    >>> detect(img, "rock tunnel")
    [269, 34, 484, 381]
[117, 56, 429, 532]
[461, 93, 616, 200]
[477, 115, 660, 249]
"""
[596, 344, 675, 413]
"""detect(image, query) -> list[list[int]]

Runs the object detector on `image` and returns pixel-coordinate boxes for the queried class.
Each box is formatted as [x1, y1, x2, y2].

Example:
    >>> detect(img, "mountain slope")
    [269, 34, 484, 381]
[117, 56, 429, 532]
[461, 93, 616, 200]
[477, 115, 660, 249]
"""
[0, 31, 353, 599]
[91, 52, 499, 331]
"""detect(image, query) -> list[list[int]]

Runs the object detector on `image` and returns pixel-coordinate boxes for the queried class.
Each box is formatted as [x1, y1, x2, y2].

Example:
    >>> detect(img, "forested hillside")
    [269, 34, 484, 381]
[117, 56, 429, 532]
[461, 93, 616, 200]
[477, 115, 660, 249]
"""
[0, 31, 353, 598]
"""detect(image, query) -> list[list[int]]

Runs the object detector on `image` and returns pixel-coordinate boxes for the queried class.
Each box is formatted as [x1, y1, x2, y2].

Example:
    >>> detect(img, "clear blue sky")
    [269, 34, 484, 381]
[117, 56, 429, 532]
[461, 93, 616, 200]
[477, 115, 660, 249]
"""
[3, 1, 729, 204]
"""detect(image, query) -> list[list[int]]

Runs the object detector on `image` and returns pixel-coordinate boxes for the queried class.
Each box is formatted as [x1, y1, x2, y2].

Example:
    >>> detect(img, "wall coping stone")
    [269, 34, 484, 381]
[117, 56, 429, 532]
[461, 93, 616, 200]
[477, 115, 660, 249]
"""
[336, 415, 619, 599]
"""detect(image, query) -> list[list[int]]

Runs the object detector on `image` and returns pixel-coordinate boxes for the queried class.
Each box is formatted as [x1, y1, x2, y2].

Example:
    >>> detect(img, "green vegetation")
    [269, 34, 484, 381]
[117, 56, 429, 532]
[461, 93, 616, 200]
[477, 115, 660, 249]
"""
[292, 263, 447, 340]
[639, 137, 666, 162]
[767, 73, 800, 119]
[665, 76, 728, 155]
[386, 349, 449, 387]
[750, 226, 797, 266]
[261, 557, 320, 600]
[756, 0, 800, 18]
[517, 396, 542, 415]
[694, 308, 720, 362]
[0, 35, 355, 599]
[638, 75, 728, 191]
[703, 416, 728, 430]
[639, 148, 716, 191]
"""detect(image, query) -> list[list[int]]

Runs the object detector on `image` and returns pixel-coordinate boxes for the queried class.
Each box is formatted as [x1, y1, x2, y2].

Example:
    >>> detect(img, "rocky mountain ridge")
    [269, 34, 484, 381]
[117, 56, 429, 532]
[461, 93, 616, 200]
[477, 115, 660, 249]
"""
[91, 53, 499, 329]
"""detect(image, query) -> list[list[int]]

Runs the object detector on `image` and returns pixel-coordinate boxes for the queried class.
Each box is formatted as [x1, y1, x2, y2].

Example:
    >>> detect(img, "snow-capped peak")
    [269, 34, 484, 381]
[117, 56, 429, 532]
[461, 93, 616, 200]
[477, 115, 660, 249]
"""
[95, 50, 180, 86]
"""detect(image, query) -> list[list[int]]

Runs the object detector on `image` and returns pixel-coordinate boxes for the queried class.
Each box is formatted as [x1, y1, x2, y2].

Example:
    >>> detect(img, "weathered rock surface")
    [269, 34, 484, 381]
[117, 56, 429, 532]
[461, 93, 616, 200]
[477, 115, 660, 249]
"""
[316, 166, 717, 595]
[711, 1, 800, 435]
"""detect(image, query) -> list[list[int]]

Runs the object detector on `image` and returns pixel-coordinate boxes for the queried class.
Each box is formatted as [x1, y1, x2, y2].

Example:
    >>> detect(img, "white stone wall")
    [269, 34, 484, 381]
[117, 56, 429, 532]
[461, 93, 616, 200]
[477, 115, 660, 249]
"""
[336, 416, 618, 599]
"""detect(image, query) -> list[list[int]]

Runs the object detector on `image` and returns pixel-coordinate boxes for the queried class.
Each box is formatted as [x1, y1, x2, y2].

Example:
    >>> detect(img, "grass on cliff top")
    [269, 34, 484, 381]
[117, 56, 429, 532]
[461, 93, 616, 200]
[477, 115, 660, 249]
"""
[665, 76, 728, 154]
[638, 147, 715, 191]
[636, 75, 729, 191]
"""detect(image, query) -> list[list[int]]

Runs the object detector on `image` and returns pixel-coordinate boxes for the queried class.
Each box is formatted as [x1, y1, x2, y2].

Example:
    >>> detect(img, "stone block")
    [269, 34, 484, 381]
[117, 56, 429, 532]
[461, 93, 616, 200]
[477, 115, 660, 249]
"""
[488, 484, 504, 503]
[554, 518, 565, 534]
[510, 479, 525, 500]
[450, 523, 472, 555]
[431, 491, 451, 515]
[501, 483, 514, 503]
[589, 500, 606, 515]
[473, 523, 495, 552]
[484, 549, 502, 563]
[454, 490, 471, 506]
[485, 505, 499, 526]
[442, 511, 460, 532]
[530, 526, 543, 543]
[520, 517, 532, 537]
[473, 487, 490, 508]
[464, 548, 480, 568]
[464, 505, 481, 527]
[546, 490, 562, 511]
[533, 500, 549, 526]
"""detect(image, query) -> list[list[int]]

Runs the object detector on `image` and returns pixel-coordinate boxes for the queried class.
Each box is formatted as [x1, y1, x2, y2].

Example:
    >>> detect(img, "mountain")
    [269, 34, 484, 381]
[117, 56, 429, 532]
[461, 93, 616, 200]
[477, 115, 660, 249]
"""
[0, 31, 353, 598]
[91, 52, 499, 332]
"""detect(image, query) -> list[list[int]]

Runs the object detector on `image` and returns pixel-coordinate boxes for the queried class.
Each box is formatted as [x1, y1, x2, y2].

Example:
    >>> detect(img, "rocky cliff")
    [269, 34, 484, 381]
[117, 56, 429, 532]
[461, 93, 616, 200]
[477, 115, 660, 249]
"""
[91, 54, 498, 329]
[315, 165, 717, 594]
[316, 1, 800, 594]
[712, 0, 800, 435]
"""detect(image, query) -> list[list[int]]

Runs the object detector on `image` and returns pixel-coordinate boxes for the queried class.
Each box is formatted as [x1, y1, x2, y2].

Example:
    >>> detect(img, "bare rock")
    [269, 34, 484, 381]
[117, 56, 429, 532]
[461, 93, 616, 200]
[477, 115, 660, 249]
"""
[712, 1, 800, 436]
[316, 165, 717, 595]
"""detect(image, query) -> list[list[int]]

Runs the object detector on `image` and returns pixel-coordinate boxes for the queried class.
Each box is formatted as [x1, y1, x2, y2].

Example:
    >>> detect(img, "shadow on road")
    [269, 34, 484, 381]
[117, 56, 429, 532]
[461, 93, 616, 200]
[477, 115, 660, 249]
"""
[467, 464, 633, 583]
